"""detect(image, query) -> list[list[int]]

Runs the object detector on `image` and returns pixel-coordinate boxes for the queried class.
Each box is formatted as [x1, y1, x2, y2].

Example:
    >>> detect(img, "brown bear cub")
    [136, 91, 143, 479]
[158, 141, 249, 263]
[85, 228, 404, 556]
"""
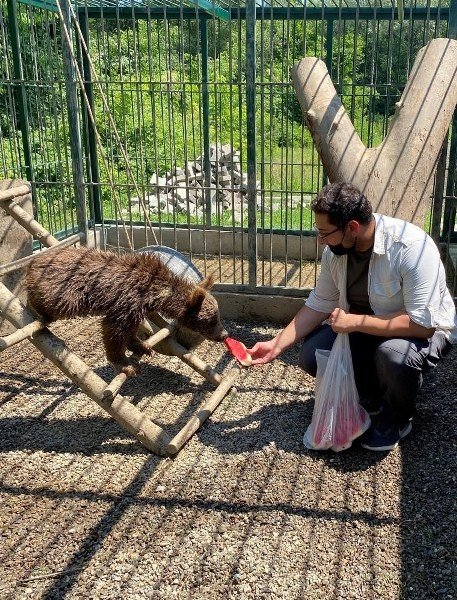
[26, 247, 227, 375]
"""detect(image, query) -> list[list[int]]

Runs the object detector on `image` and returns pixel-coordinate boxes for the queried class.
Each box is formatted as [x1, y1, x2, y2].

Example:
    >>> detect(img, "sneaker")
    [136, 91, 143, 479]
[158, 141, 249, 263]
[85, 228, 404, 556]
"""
[361, 415, 413, 451]
[359, 396, 383, 416]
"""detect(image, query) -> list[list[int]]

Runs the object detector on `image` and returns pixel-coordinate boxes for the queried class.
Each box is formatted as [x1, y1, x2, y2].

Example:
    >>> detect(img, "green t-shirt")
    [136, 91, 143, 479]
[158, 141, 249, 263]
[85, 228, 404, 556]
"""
[347, 247, 374, 315]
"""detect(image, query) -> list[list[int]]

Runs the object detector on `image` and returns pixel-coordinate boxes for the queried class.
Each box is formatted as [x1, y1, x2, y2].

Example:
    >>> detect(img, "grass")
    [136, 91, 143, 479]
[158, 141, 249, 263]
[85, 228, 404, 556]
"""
[116, 202, 314, 232]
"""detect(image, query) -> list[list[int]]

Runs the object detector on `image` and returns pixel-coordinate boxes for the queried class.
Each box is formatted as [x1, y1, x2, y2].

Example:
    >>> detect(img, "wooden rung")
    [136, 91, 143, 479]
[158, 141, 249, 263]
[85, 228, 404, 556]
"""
[143, 322, 177, 349]
[166, 367, 240, 456]
[0, 319, 46, 351]
[102, 354, 142, 401]
[102, 324, 176, 401]
[173, 343, 222, 385]
[103, 373, 128, 402]
[0, 183, 31, 203]
[0, 233, 84, 277]
[139, 318, 222, 386]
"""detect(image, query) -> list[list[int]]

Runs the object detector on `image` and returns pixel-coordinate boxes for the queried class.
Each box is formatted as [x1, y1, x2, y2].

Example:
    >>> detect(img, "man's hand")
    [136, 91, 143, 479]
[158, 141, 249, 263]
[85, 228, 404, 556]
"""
[247, 339, 282, 365]
[328, 308, 360, 333]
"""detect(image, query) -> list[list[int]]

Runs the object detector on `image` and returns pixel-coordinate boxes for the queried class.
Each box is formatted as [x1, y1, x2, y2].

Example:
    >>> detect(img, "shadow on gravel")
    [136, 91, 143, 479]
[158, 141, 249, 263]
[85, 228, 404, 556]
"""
[0, 415, 148, 455]
[398, 352, 457, 600]
[0, 363, 222, 456]
[196, 399, 386, 470]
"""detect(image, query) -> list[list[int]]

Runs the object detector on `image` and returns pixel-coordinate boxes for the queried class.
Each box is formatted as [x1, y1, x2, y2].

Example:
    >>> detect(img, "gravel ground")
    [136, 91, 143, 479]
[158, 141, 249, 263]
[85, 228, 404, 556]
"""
[0, 316, 455, 600]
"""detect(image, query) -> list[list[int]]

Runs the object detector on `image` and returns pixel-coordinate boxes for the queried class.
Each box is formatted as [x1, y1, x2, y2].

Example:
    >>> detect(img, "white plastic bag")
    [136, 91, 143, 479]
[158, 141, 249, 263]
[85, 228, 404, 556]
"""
[303, 332, 371, 452]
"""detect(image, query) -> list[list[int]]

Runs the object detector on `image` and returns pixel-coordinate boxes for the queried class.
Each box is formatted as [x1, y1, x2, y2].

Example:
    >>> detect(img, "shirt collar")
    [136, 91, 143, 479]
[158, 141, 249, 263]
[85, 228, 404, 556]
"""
[373, 213, 387, 255]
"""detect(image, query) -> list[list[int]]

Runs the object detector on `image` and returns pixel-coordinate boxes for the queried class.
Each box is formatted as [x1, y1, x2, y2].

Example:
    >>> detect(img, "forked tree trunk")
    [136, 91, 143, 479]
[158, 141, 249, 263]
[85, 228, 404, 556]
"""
[292, 38, 457, 225]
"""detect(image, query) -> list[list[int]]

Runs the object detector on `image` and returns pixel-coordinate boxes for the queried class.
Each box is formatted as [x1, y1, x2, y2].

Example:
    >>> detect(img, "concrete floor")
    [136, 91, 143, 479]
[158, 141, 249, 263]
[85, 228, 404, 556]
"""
[191, 255, 320, 289]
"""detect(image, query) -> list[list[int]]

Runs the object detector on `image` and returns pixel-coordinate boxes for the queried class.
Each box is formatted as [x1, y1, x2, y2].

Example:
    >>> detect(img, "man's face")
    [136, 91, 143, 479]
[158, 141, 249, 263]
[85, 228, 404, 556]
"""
[314, 213, 348, 246]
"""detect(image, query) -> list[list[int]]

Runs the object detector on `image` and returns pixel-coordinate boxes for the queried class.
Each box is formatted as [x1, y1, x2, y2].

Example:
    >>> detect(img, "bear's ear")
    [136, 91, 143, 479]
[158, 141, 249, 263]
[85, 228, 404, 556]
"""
[199, 274, 215, 290]
[187, 286, 206, 313]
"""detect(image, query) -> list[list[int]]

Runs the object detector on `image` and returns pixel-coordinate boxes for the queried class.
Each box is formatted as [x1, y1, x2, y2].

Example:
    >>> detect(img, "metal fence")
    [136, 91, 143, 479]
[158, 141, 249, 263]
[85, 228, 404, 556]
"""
[0, 0, 456, 294]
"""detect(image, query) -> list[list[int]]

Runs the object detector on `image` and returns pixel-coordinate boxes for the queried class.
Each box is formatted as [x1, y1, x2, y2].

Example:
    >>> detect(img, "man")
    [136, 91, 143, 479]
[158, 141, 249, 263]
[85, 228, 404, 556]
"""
[248, 182, 456, 451]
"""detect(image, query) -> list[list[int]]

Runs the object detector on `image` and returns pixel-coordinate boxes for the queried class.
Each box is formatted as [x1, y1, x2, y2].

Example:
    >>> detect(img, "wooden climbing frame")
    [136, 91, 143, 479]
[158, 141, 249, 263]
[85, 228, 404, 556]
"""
[0, 181, 239, 456]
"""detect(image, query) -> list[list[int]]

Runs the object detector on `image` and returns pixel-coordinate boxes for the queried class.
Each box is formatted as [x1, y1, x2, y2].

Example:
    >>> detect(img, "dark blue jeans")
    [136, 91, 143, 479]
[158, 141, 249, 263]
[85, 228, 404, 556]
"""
[299, 325, 452, 423]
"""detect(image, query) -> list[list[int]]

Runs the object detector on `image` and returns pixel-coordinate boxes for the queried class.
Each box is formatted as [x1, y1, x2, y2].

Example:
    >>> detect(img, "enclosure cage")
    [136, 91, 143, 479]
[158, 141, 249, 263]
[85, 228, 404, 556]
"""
[0, 0, 456, 295]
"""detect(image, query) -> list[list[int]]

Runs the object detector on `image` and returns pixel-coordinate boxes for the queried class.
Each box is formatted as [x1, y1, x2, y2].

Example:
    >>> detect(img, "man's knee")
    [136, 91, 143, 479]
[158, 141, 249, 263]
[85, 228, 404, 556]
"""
[374, 338, 425, 373]
[298, 324, 336, 376]
[299, 343, 317, 376]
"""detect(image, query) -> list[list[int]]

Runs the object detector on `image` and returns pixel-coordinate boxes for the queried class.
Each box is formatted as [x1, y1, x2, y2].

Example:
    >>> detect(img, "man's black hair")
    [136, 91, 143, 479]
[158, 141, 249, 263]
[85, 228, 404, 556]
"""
[311, 182, 373, 227]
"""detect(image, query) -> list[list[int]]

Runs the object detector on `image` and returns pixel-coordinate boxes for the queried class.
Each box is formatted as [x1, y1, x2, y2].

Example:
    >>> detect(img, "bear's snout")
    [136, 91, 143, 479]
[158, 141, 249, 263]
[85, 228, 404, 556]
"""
[216, 328, 229, 341]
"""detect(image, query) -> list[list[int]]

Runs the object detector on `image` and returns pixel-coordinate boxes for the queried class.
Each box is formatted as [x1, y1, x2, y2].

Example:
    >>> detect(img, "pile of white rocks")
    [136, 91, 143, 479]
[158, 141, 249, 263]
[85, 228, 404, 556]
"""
[129, 144, 260, 223]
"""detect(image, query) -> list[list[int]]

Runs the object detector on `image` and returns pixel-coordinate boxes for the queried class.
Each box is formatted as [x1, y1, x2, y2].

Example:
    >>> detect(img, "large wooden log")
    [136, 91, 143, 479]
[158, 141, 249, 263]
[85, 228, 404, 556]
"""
[292, 38, 457, 225]
[0, 281, 170, 455]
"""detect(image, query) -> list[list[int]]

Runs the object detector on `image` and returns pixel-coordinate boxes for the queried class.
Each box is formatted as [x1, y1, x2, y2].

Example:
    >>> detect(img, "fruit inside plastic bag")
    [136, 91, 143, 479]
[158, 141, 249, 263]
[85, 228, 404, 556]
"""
[303, 332, 370, 452]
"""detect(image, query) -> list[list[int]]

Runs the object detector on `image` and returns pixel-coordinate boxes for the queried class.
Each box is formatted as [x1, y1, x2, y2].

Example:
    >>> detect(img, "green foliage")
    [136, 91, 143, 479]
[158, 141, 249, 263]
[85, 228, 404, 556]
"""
[0, 7, 446, 234]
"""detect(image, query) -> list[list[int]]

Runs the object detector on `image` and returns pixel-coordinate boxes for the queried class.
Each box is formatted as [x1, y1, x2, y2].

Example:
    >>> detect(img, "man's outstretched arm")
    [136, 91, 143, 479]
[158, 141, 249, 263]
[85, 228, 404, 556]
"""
[248, 305, 330, 365]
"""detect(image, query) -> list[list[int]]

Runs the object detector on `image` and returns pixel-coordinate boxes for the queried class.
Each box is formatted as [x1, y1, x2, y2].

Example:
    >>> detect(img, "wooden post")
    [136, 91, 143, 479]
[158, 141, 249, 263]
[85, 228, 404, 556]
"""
[0, 180, 34, 334]
[291, 38, 457, 225]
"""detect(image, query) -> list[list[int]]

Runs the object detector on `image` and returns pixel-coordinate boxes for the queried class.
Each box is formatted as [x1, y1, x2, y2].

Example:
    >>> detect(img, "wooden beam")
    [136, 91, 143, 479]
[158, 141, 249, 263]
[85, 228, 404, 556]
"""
[0, 233, 84, 277]
[140, 318, 222, 386]
[292, 38, 457, 225]
[1, 197, 60, 247]
[0, 183, 31, 203]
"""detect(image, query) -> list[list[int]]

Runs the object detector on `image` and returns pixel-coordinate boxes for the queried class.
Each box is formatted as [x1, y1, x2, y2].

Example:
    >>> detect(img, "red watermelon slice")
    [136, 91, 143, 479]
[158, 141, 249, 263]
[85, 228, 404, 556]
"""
[224, 337, 252, 366]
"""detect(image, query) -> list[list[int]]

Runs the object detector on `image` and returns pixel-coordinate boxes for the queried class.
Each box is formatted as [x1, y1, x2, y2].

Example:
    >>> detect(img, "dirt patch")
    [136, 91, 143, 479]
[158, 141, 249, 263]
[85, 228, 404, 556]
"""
[0, 317, 455, 599]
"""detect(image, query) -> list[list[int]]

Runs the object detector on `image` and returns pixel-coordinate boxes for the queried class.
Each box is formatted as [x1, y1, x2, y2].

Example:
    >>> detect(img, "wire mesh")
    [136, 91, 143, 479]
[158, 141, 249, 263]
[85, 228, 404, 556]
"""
[0, 0, 455, 291]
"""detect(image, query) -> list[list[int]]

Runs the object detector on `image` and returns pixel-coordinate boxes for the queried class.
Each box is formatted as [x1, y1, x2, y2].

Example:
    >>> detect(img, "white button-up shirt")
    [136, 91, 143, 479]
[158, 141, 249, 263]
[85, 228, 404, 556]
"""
[306, 213, 457, 342]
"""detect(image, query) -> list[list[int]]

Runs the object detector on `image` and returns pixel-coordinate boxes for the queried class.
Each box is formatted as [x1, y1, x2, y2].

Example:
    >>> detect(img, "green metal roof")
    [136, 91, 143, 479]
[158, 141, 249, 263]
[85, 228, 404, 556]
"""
[16, 0, 453, 22]
[18, 0, 231, 19]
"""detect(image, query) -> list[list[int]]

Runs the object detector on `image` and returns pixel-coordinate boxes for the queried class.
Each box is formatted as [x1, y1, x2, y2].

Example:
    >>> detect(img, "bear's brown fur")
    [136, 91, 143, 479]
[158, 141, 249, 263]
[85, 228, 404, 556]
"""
[26, 247, 227, 375]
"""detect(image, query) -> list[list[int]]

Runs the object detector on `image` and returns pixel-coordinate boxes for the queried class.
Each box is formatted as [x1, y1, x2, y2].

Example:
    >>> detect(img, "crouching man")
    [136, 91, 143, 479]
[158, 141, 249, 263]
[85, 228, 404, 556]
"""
[248, 182, 456, 451]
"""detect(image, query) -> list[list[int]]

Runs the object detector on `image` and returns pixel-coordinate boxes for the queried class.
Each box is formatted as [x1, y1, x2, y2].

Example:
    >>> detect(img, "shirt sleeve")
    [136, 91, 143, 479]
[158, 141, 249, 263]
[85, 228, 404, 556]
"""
[400, 237, 446, 329]
[305, 247, 340, 314]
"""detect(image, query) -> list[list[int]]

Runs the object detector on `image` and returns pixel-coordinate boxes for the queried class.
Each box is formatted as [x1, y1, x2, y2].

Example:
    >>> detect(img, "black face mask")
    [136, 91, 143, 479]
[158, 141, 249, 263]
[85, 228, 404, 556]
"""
[327, 238, 357, 256]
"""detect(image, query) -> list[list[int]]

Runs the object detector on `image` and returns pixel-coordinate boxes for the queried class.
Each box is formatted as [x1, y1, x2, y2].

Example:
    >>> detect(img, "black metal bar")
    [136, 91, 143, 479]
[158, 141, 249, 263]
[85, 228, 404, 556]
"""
[442, 0, 457, 243]
[6, 0, 34, 185]
[78, 11, 101, 223]
[323, 16, 334, 189]
[246, 0, 257, 289]
[200, 16, 211, 228]
[60, 0, 88, 242]
[449, 0, 457, 35]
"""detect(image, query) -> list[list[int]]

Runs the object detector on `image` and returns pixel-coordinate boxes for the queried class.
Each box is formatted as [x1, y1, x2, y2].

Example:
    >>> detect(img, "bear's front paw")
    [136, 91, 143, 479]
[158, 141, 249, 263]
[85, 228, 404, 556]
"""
[137, 342, 156, 357]
[128, 339, 156, 357]
[112, 359, 140, 377]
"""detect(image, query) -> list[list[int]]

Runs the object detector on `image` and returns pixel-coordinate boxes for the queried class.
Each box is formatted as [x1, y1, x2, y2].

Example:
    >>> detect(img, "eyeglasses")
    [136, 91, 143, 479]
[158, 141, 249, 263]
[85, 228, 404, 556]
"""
[314, 225, 344, 240]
